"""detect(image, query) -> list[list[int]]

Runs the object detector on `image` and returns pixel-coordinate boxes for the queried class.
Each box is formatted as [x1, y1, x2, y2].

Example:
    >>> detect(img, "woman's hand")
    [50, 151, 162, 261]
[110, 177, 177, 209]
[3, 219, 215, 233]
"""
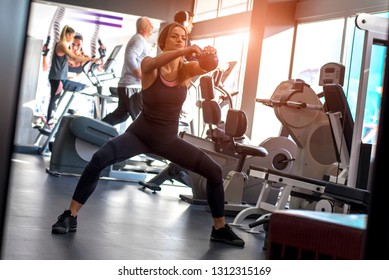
[91, 57, 100, 64]
[197, 45, 218, 72]
[202, 46, 217, 56]
[185, 45, 218, 61]
[186, 44, 202, 58]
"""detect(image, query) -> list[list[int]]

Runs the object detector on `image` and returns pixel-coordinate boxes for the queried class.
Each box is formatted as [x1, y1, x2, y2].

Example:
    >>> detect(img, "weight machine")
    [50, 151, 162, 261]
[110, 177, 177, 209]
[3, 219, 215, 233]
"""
[232, 13, 388, 232]
[231, 62, 370, 232]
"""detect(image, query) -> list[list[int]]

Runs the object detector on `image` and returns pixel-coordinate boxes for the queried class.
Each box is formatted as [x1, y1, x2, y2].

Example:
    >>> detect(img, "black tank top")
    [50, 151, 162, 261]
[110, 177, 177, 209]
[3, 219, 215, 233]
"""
[141, 69, 187, 129]
[48, 43, 68, 80]
[69, 63, 83, 74]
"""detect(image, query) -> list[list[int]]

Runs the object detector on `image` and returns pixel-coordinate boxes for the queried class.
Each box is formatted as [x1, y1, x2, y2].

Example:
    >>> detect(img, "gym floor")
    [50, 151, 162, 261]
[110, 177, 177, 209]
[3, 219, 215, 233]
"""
[2, 152, 266, 260]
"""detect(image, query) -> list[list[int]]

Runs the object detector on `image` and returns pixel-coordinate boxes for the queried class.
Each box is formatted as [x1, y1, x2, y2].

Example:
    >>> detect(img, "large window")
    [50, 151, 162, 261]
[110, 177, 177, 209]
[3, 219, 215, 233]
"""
[194, 0, 219, 21]
[251, 28, 295, 144]
[292, 18, 345, 94]
[362, 42, 386, 144]
[219, 0, 251, 17]
[190, 0, 253, 137]
[291, 12, 388, 146]
[194, 0, 252, 21]
[343, 13, 388, 144]
[190, 33, 250, 136]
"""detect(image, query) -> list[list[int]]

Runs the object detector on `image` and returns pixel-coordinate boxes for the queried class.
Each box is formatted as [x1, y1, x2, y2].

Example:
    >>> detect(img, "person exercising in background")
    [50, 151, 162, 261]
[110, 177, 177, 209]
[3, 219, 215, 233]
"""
[67, 33, 90, 78]
[174, 10, 196, 62]
[46, 25, 99, 124]
[101, 16, 153, 126]
[44, 33, 105, 79]
[51, 22, 245, 247]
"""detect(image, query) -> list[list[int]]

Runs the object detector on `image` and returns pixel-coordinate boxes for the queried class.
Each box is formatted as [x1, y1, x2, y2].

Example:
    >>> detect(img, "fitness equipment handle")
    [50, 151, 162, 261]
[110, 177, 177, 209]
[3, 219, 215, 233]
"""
[256, 98, 323, 110]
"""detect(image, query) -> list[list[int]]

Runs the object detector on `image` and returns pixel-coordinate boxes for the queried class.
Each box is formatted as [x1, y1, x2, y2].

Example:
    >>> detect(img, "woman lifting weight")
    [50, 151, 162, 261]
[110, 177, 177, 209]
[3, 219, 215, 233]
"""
[51, 22, 245, 247]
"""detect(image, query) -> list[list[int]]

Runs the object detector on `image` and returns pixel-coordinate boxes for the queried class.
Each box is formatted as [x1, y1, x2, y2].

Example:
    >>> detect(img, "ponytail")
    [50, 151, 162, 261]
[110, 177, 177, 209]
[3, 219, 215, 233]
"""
[59, 25, 75, 42]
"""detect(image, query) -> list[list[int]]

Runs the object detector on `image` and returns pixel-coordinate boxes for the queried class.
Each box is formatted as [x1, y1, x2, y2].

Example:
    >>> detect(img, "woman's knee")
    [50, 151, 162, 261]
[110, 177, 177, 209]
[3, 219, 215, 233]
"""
[89, 148, 112, 170]
[214, 163, 223, 178]
[205, 161, 223, 183]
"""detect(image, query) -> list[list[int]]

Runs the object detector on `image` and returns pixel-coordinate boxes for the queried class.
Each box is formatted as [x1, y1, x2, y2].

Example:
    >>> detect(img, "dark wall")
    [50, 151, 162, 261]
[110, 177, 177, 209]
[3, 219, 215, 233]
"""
[364, 37, 389, 259]
[0, 0, 31, 257]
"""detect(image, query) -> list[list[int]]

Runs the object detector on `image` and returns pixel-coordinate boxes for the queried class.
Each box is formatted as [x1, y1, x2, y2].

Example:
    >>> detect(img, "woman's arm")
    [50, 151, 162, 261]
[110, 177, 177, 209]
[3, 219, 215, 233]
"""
[56, 42, 97, 63]
[42, 55, 50, 71]
[141, 45, 202, 74]
[185, 46, 219, 77]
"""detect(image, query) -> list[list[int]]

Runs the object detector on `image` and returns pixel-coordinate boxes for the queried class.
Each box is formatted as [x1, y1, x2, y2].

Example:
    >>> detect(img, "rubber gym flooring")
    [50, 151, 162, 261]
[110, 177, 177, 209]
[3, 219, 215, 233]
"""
[2, 152, 266, 260]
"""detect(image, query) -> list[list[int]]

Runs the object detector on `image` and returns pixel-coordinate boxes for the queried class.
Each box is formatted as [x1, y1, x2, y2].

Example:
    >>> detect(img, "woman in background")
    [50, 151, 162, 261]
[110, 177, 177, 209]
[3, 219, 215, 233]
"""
[46, 25, 99, 124]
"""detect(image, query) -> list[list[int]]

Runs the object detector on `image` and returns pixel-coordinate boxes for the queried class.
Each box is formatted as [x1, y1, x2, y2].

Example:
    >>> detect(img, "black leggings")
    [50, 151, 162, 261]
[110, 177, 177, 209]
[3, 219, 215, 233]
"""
[72, 116, 225, 218]
[48, 79, 63, 121]
[101, 87, 142, 126]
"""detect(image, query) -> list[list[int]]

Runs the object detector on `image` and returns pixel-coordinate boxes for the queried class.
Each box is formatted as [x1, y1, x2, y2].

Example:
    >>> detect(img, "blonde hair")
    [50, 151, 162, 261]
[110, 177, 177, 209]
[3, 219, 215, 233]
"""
[59, 25, 75, 42]
[158, 23, 189, 86]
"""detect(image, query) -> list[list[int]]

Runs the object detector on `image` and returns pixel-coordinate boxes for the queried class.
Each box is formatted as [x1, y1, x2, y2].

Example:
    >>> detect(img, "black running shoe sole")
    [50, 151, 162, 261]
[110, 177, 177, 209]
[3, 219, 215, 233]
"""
[52, 226, 77, 234]
[210, 237, 245, 247]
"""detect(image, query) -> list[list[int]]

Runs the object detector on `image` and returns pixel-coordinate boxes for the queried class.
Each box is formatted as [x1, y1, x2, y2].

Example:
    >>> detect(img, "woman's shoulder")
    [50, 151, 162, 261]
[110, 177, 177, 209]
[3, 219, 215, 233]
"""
[55, 41, 68, 54]
[56, 41, 67, 49]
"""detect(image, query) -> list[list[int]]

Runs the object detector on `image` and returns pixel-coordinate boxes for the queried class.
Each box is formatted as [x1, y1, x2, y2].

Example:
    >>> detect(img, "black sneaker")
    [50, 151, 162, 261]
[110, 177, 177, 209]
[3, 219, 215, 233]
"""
[52, 210, 77, 234]
[210, 224, 245, 247]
